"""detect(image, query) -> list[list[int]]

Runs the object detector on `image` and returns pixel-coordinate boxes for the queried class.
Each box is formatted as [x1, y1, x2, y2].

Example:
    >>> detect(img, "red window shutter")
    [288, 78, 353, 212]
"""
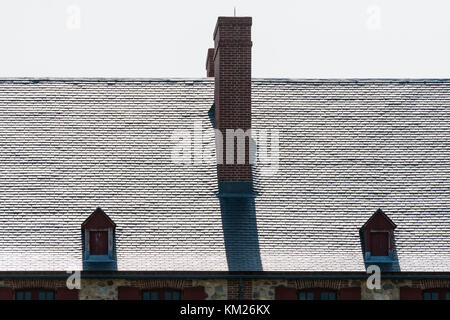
[56, 288, 79, 300]
[90, 230, 109, 255]
[400, 287, 422, 300]
[0, 287, 14, 300]
[274, 286, 297, 300]
[339, 287, 361, 300]
[118, 286, 141, 300]
[371, 232, 389, 256]
[183, 286, 206, 300]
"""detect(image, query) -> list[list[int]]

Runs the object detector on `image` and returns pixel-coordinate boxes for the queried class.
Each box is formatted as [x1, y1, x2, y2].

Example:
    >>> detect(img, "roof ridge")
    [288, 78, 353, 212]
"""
[0, 77, 450, 83]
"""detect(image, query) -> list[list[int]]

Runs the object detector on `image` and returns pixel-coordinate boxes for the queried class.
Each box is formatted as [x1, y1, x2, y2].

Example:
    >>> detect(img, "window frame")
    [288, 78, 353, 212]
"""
[369, 230, 391, 256]
[423, 288, 450, 300]
[84, 227, 114, 262]
[297, 288, 337, 301]
[141, 288, 182, 300]
[15, 289, 55, 300]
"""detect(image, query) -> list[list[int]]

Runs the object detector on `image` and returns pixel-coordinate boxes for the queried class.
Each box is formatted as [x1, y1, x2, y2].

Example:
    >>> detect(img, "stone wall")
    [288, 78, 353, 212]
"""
[79, 278, 227, 300]
[252, 279, 288, 300]
[0, 277, 443, 300]
[79, 278, 130, 300]
[361, 279, 412, 300]
[252, 278, 414, 300]
[192, 279, 227, 300]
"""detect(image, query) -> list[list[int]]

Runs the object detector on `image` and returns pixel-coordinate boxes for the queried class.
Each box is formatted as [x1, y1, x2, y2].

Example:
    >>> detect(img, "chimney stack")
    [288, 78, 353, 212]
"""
[206, 48, 215, 77]
[208, 16, 253, 193]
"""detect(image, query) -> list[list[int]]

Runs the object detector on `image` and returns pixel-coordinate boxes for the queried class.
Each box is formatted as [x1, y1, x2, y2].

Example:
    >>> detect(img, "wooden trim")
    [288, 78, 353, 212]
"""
[8, 279, 65, 290]
[420, 279, 450, 289]
[85, 229, 89, 252]
[130, 279, 187, 289]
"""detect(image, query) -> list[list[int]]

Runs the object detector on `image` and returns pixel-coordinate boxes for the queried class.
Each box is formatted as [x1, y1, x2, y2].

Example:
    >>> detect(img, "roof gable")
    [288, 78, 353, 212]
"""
[82, 207, 116, 229]
[361, 209, 397, 231]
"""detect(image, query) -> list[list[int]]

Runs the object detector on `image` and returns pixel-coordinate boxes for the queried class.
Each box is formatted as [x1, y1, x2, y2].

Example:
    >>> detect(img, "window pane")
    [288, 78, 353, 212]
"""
[142, 292, 150, 300]
[307, 292, 314, 300]
[165, 291, 172, 300]
[151, 292, 158, 300]
[371, 232, 389, 256]
[321, 292, 328, 300]
[47, 292, 54, 300]
[25, 292, 32, 300]
[424, 292, 431, 300]
[16, 292, 24, 300]
[432, 292, 439, 300]
[38, 292, 46, 300]
[173, 291, 180, 300]
[89, 231, 109, 255]
[299, 292, 306, 300]
[446, 292, 450, 301]
[329, 292, 336, 300]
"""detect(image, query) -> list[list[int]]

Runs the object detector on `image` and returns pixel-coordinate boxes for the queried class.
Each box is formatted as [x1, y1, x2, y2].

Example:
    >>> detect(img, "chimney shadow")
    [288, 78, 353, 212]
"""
[217, 179, 262, 272]
[209, 104, 262, 271]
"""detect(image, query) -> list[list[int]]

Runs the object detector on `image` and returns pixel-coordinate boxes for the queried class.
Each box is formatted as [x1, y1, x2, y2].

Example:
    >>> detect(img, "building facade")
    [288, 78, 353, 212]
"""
[0, 16, 449, 300]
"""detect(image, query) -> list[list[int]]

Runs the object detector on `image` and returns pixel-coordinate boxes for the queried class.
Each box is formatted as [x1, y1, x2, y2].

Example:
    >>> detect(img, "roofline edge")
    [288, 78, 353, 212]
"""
[0, 272, 449, 280]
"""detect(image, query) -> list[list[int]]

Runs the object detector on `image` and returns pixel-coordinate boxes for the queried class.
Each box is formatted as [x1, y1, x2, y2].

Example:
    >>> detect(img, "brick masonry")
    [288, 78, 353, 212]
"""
[213, 17, 253, 182]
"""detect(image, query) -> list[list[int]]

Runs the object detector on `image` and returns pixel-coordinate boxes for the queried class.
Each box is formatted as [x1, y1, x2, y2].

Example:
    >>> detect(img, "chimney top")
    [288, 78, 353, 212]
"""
[213, 17, 252, 41]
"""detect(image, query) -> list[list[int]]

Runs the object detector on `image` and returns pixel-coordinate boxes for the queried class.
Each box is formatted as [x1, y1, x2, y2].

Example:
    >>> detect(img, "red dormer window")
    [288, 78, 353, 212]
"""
[82, 207, 116, 262]
[360, 209, 397, 262]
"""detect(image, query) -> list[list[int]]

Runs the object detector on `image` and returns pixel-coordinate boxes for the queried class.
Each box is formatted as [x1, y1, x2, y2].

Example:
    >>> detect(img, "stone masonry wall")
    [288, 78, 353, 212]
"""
[252, 278, 416, 300]
[79, 278, 227, 300]
[0, 277, 443, 300]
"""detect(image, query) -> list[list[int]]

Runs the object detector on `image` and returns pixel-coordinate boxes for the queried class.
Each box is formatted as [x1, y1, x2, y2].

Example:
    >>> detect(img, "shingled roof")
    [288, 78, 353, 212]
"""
[0, 78, 449, 272]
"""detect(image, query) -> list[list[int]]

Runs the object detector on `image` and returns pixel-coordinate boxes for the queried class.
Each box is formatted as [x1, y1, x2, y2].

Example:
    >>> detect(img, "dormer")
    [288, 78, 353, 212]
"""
[360, 209, 397, 263]
[82, 207, 116, 263]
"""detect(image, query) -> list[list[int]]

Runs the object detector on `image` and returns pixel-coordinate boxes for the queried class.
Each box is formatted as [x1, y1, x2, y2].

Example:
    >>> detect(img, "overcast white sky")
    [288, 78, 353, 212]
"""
[0, 0, 449, 78]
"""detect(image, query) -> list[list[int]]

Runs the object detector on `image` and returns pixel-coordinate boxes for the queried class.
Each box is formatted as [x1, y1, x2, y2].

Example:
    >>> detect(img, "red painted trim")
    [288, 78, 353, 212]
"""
[82, 207, 116, 229]
[339, 287, 361, 300]
[361, 209, 397, 231]
[274, 286, 297, 300]
[0, 287, 14, 300]
[118, 286, 140, 300]
[56, 287, 79, 300]
[183, 286, 206, 300]
[400, 287, 422, 300]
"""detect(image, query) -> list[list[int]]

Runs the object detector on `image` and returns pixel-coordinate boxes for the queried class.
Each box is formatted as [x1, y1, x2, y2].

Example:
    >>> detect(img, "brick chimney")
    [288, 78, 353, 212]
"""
[206, 48, 215, 77]
[208, 17, 253, 194]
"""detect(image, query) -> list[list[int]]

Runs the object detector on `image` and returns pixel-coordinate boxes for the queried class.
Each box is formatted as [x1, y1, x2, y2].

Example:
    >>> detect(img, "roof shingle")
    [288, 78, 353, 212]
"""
[0, 78, 449, 272]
